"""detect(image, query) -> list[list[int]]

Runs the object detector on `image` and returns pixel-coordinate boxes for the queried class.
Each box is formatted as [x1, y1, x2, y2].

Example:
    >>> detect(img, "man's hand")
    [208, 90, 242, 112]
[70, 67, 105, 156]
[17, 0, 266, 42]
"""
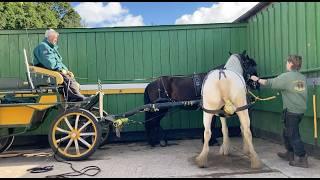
[67, 71, 74, 78]
[250, 75, 259, 82]
[60, 69, 74, 78]
[61, 69, 67, 75]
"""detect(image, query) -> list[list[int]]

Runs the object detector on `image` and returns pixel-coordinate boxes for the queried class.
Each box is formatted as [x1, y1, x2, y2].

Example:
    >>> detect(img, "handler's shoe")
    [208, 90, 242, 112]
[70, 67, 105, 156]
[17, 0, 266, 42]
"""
[289, 154, 309, 168]
[277, 151, 294, 161]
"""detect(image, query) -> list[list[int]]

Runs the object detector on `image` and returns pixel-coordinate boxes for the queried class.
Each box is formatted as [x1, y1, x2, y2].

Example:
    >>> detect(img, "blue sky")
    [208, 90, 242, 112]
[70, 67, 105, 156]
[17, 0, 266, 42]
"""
[116, 2, 215, 26]
[71, 2, 259, 28]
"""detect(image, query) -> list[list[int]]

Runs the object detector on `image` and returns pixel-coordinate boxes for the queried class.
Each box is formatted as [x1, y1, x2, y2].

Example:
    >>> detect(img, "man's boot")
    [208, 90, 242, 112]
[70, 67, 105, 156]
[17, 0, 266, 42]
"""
[277, 151, 294, 161]
[289, 154, 309, 168]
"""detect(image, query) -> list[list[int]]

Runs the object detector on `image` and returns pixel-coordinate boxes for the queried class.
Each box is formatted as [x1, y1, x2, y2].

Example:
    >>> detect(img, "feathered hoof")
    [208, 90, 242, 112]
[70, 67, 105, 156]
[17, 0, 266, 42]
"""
[160, 140, 168, 147]
[219, 144, 230, 156]
[251, 158, 263, 169]
[195, 155, 208, 168]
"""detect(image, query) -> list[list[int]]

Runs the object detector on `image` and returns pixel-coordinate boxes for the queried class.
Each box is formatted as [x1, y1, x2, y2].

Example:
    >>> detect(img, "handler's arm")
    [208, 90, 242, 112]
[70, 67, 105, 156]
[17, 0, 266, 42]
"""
[250, 76, 267, 86]
[251, 74, 288, 90]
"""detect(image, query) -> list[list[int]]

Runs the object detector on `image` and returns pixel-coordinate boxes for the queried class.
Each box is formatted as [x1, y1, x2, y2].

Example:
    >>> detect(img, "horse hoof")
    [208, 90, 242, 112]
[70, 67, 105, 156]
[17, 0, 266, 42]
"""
[160, 140, 168, 147]
[148, 142, 157, 147]
[195, 155, 208, 168]
[219, 144, 230, 156]
[251, 159, 263, 169]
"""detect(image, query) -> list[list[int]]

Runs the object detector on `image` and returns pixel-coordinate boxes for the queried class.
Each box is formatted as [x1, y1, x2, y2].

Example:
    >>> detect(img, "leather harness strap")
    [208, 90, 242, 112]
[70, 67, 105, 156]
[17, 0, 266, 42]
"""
[201, 65, 254, 117]
[219, 68, 227, 80]
[201, 102, 255, 118]
[192, 74, 202, 98]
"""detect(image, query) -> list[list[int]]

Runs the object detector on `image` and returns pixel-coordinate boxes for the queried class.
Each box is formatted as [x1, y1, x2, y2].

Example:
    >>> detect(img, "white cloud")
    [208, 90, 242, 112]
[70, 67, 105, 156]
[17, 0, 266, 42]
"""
[74, 2, 145, 27]
[175, 2, 259, 25]
[107, 14, 144, 27]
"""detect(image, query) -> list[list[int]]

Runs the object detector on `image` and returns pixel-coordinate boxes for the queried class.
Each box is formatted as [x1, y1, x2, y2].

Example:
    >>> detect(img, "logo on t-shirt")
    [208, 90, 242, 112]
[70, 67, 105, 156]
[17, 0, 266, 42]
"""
[293, 80, 305, 92]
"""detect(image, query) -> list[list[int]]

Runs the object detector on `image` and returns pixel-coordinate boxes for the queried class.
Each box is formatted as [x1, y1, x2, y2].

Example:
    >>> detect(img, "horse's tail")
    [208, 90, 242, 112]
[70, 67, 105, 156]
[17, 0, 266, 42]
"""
[218, 74, 237, 115]
[144, 84, 151, 105]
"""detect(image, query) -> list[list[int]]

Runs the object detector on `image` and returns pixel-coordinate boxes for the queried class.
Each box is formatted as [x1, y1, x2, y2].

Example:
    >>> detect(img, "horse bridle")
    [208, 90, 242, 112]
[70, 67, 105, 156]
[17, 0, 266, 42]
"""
[234, 54, 258, 89]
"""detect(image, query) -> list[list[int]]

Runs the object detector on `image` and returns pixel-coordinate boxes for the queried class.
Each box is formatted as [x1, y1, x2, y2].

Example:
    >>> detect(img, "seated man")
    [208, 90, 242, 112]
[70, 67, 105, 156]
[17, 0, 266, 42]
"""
[33, 29, 88, 102]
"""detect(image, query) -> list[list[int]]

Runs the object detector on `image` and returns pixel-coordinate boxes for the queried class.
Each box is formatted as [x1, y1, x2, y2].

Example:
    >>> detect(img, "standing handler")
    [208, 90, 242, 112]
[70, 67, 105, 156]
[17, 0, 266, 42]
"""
[250, 55, 308, 168]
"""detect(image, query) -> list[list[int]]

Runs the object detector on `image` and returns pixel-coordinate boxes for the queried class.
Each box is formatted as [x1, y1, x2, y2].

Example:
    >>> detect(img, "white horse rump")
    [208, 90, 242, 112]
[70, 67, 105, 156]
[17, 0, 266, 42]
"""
[196, 54, 262, 169]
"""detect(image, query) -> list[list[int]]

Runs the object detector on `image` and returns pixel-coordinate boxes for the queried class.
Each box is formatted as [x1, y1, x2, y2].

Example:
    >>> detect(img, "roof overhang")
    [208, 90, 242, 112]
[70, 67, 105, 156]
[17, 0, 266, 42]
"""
[233, 2, 273, 23]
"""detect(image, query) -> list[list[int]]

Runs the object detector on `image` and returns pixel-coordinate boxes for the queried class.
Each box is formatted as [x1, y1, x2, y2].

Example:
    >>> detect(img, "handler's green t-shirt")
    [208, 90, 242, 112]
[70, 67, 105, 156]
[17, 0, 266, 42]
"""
[266, 71, 307, 114]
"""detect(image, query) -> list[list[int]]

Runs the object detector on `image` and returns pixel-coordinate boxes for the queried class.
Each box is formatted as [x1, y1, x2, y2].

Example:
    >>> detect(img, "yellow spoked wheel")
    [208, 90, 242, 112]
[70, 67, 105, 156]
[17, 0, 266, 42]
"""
[48, 108, 101, 161]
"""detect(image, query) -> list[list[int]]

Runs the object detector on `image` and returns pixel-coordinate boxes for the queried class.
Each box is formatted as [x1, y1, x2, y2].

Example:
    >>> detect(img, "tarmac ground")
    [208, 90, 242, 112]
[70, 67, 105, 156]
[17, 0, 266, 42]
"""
[0, 137, 319, 178]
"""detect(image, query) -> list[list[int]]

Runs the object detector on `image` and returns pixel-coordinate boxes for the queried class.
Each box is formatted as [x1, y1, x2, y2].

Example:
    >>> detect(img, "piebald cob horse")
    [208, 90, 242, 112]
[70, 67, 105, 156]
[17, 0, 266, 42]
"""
[196, 51, 262, 169]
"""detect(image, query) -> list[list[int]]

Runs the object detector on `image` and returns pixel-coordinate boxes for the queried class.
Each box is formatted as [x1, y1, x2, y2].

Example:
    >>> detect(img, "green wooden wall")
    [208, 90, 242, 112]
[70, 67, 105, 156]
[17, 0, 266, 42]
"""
[1, 3, 320, 147]
[247, 2, 320, 145]
[0, 23, 248, 135]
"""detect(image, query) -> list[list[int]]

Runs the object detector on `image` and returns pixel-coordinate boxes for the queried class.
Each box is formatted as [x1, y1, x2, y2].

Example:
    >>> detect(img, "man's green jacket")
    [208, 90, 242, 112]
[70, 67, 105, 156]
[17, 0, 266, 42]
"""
[33, 38, 68, 71]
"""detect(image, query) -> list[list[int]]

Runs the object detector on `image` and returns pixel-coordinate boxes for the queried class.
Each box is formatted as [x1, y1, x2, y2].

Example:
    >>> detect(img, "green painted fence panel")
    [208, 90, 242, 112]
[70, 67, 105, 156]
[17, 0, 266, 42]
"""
[247, 2, 320, 145]
[2, 2, 319, 145]
[0, 35, 9, 77]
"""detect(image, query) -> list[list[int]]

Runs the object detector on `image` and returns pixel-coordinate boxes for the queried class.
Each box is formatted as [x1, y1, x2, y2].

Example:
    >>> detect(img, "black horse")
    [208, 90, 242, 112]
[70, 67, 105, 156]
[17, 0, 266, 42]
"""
[144, 64, 225, 147]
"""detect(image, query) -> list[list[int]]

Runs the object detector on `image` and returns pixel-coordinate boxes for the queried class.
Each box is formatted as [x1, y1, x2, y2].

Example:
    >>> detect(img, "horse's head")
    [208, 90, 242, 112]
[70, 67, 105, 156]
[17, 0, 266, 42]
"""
[236, 50, 260, 90]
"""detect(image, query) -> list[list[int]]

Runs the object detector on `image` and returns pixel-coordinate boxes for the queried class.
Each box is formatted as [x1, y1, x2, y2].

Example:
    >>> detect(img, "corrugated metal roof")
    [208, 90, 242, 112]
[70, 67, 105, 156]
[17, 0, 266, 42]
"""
[233, 2, 273, 23]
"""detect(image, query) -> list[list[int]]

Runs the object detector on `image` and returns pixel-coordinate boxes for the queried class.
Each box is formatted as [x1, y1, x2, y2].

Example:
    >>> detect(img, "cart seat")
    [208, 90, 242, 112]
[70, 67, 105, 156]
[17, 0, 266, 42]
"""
[29, 66, 64, 87]
[0, 78, 30, 90]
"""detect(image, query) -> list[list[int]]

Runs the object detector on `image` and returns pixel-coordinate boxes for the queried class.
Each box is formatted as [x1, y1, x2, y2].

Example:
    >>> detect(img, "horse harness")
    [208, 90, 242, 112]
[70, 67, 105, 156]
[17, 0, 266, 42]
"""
[218, 68, 227, 80]
[201, 63, 255, 118]
[192, 73, 203, 98]
[156, 77, 174, 102]
[201, 101, 255, 118]
[156, 74, 204, 102]
[153, 57, 269, 118]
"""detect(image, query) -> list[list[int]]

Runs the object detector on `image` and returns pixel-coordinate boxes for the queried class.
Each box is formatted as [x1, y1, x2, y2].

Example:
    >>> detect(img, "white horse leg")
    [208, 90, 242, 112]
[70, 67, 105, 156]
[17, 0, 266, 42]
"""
[196, 112, 213, 168]
[219, 117, 230, 155]
[240, 125, 250, 155]
[236, 110, 262, 169]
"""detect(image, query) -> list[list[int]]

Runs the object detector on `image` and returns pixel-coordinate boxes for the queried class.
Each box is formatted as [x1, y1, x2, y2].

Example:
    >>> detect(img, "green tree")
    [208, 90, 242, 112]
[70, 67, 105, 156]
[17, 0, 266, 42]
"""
[0, 2, 82, 29]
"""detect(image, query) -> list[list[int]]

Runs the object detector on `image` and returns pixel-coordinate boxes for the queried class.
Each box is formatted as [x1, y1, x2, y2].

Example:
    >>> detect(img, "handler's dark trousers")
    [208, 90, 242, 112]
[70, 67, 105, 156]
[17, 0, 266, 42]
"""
[60, 73, 86, 102]
[282, 109, 306, 157]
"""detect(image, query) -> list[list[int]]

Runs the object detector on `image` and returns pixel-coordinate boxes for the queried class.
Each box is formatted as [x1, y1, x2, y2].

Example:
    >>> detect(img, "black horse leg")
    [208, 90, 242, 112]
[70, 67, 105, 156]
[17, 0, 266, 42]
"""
[145, 109, 168, 147]
[159, 125, 168, 147]
[145, 111, 156, 146]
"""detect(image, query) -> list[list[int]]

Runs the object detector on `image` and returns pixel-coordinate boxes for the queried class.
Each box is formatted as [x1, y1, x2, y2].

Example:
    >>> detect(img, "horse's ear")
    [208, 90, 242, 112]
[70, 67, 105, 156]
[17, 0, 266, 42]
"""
[229, 51, 232, 56]
[246, 55, 249, 59]
[242, 50, 247, 55]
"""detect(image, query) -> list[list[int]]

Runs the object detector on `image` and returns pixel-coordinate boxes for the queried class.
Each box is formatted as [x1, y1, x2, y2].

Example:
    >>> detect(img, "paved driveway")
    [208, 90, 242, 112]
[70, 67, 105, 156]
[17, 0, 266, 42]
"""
[0, 137, 319, 178]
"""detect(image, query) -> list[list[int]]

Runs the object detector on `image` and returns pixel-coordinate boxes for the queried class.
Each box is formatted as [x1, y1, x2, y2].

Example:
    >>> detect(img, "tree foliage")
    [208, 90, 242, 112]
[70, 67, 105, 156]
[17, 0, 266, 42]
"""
[0, 2, 82, 29]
